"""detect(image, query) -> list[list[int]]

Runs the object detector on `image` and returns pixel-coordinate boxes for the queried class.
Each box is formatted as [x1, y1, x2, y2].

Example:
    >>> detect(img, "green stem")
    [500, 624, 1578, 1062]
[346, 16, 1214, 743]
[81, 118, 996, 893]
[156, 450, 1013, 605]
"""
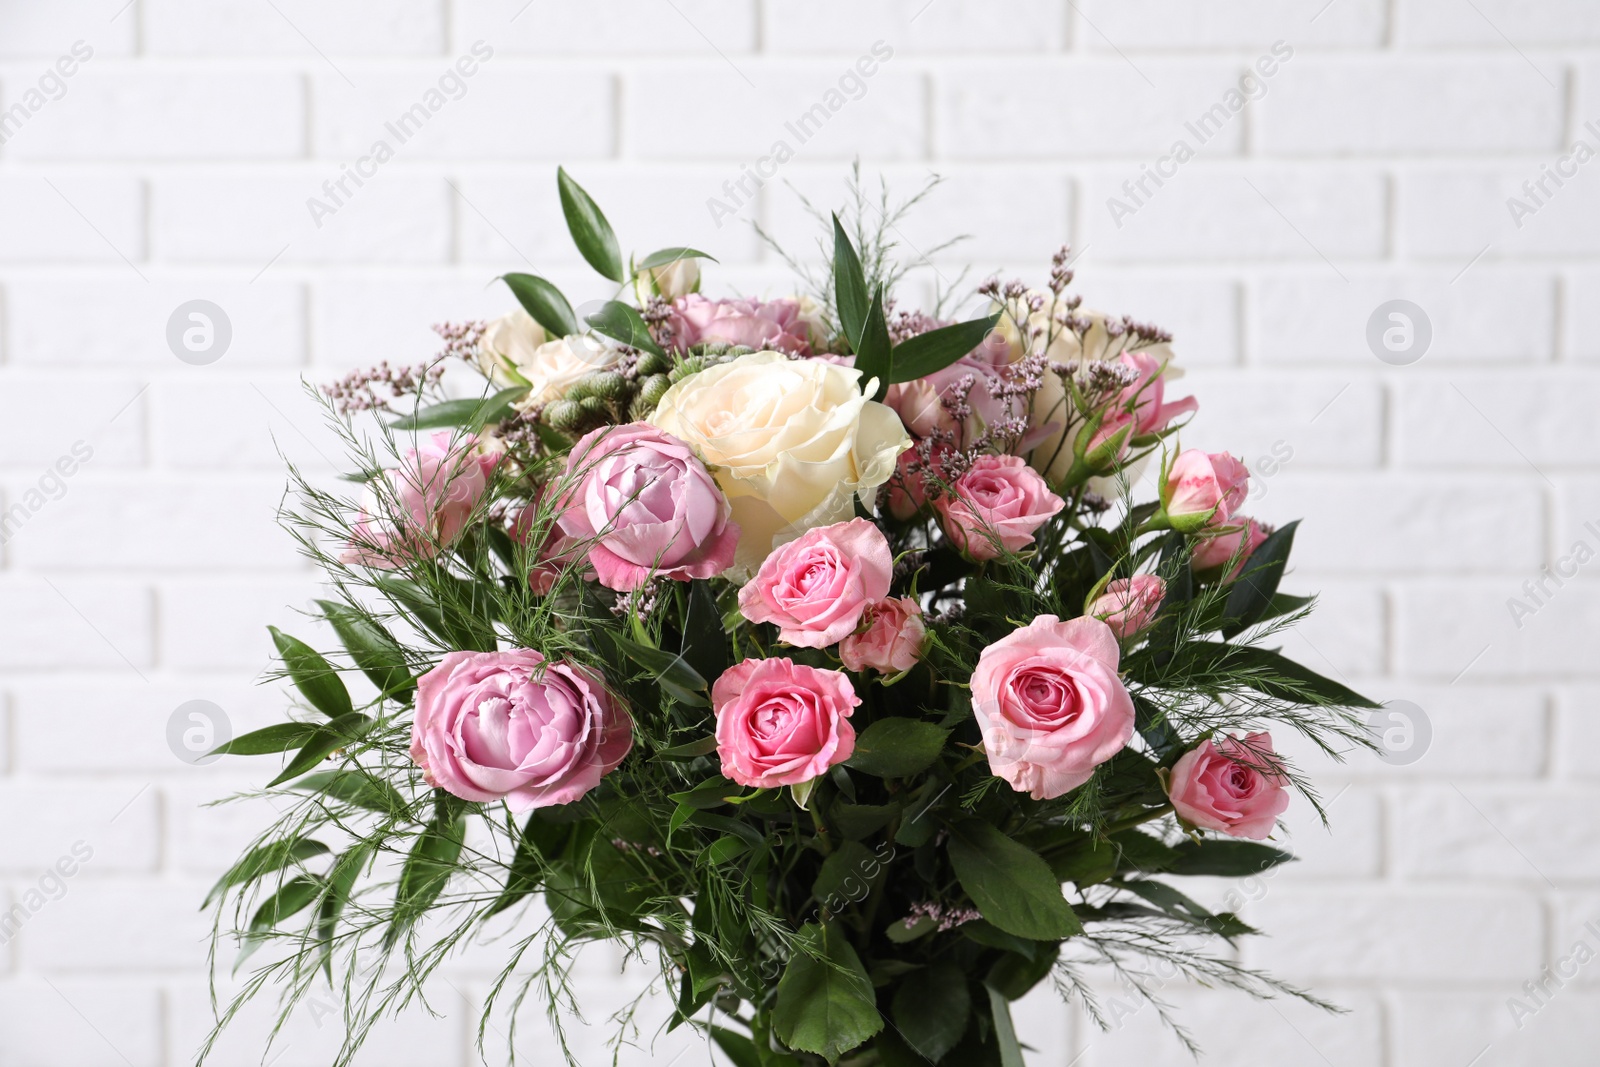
[1105, 804, 1173, 835]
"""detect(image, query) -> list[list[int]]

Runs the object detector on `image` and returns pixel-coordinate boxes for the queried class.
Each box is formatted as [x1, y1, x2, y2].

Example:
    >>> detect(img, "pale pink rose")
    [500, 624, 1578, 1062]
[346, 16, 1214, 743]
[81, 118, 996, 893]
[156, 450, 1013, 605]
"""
[343, 432, 498, 569]
[1167, 731, 1290, 840]
[668, 294, 813, 355]
[713, 657, 859, 788]
[737, 519, 893, 647]
[971, 615, 1136, 800]
[1161, 450, 1249, 531]
[1191, 517, 1271, 581]
[410, 649, 633, 812]
[840, 597, 926, 675]
[1119, 351, 1198, 438]
[510, 488, 586, 596]
[1089, 575, 1167, 639]
[556, 422, 738, 592]
[936, 454, 1066, 561]
[888, 442, 955, 521]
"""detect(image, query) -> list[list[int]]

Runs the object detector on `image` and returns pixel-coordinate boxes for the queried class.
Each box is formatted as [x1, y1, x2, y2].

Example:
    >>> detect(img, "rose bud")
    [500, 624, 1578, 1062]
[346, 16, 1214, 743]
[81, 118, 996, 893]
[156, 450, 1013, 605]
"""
[1192, 517, 1271, 581]
[840, 597, 927, 675]
[633, 255, 702, 303]
[1159, 449, 1249, 533]
[342, 432, 498, 569]
[1088, 575, 1167, 639]
[1166, 731, 1290, 840]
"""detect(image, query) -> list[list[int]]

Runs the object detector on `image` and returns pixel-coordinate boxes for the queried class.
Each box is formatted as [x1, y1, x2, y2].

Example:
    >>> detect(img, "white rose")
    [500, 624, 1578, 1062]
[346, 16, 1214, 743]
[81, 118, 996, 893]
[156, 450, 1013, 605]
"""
[633, 257, 702, 303]
[517, 336, 625, 408]
[475, 309, 548, 387]
[648, 351, 911, 573]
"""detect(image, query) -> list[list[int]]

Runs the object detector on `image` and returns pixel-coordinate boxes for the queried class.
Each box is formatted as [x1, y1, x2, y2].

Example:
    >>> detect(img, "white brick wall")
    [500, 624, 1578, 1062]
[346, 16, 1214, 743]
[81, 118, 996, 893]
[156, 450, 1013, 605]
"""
[0, 1, 1595, 1064]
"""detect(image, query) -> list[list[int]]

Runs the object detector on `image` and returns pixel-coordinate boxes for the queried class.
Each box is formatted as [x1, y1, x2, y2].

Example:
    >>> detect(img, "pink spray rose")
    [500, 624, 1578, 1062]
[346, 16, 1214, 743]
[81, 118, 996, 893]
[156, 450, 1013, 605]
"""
[557, 422, 739, 592]
[737, 519, 893, 648]
[511, 488, 587, 596]
[410, 649, 633, 812]
[936, 454, 1066, 561]
[1089, 575, 1167, 639]
[885, 332, 1012, 444]
[713, 657, 859, 788]
[840, 597, 926, 675]
[1191, 517, 1271, 581]
[1082, 351, 1199, 467]
[1166, 731, 1290, 840]
[343, 432, 498, 569]
[1161, 449, 1249, 532]
[668, 294, 813, 355]
[971, 615, 1136, 800]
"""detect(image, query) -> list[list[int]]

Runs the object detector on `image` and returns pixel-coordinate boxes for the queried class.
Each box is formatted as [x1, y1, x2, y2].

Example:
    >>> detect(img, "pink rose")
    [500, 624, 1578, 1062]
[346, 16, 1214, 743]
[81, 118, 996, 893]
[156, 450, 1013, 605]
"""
[885, 332, 1011, 444]
[971, 615, 1136, 801]
[410, 649, 633, 812]
[737, 519, 893, 648]
[713, 657, 859, 788]
[668, 294, 813, 355]
[1119, 351, 1198, 438]
[1191, 517, 1271, 581]
[888, 442, 955, 521]
[510, 489, 586, 596]
[343, 432, 498, 569]
[935, 454, 1066, 561]
[840, 597, 926, 675]
[1161, 450, 1249, 532]
[1089, 575, 1167, 639]
[557, 422, 739, 592]
[1166, 731, 1290, 840]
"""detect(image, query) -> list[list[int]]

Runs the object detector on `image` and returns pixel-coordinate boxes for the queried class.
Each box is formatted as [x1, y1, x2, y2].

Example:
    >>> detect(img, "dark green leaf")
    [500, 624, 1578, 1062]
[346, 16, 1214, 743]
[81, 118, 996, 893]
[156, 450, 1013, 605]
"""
[680, 580, 730, 688]
[585, 299, 666, 358]
[847, 718, 949, 778]
[385, 386, 527, 430]
[557, 166, 625, 282]
[832, 214, 869, 351]
[1186, 642, 1381, 708]
[210, 722, 318, 757]
[654, 734, 719, 761]
[604, 631, 707, 693]
[501, 272, 578, 337]
[773, 923, 883, 1062]
[291, 769, 409, 818]
[386, 798, 466, 947]
[985, 984, 1026, 1067]
[1117, 879, 1256, 940]
[268, 627, 352, 719]
[986, 942, 1060, 1002]
[852, 287, 892, 400]
[488, 814, 571, 917]
[1221, 520, 1299, 638]
[316, 600, 414, 701]
[812, 840, 876, 913]
[266, 712, 375, 788]
[375, 577, 497, 652]
[947, 820, 1082, 941]
[205, 837, 329, 908]
[636, 246, 718, 271]
[892, 964, 970, 1063]
[889, 313, 1001, 383]
[1167, 839, 1294, 878]
[709, 1026, 766, 1067]
[316, 843, 370, 981]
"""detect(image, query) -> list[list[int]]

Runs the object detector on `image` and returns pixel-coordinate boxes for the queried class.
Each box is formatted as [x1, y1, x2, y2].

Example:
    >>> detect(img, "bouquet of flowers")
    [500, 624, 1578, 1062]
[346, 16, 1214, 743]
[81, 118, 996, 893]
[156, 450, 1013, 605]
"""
[204, 169, 1376, 1067]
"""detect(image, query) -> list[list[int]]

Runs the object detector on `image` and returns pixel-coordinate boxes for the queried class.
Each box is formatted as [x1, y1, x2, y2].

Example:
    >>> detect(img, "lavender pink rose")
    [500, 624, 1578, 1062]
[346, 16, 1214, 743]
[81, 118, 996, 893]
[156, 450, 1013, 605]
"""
[1191, 516, 1270, 580]
[1166, 731, 1290, 840]
[737, 519, 893, 647]
[343, 431, 498, 568]
[1161, 449, 1249, 532]
[713, 657, 859, 788]
[410, 649, 633, 811]
[668, 294, 813, 355]
[971, 615, 1136, 800]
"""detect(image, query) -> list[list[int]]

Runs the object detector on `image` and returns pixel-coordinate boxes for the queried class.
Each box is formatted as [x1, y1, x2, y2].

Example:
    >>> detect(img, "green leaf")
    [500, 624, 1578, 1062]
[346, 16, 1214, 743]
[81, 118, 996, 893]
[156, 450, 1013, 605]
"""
[773, 923, 883, 1063]
[985, 984, 1027, 1067]
[375, 577, 498, 652]
[851, 287, 892, 401]
[709, 1026, 766, 1067]
[892, 964, 971, 1063]
[205, 837, 329, 908]
[947, 820, 1082, 941]
[1186, 642, 1381, 708]
[585, 299, 666, 358]
[316, 843, 370, 981]
[386, 798, 466, 947]
[557, 166, 625, 282]
[1221, 520, 1299, 638]
[889, 313, 1001, 383]
[654, 734, 719, 761]
[986, 942, 1060, 1001]
[210, 722, 318, 757]
[604, 631, 708, 696]
[487, 813, 571, 917]
[636, 246, 718, 271]
[268, 627, 352, 719]
[502, 272, 578, 337]
[1167, 839, 1295, 878]
[316, 600, 414, 701]
[266, 712, 375, 788]
[812, 840, 875, 913]
[832, 214, 870, 351]
[386, 386, 528, 431]
[680, 580, 730, 689]
[291, 769, 409, 818]
[847, 719, 949, 778]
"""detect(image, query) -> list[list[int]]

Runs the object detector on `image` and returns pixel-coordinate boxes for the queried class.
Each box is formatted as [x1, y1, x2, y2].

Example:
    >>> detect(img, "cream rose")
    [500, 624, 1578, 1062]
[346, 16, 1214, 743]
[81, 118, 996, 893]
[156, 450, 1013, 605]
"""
[647, 351, 910, 573]
[517, 336, 624, 409]
[997, 293, 1181, 490]
[474, 308, 548, 387]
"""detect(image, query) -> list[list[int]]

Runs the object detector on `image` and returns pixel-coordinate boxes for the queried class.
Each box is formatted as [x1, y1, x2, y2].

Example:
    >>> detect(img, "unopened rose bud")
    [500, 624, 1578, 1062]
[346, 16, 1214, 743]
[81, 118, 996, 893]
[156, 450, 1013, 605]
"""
[1159, 449, 1249, 534]
[633, 256, 702, 303]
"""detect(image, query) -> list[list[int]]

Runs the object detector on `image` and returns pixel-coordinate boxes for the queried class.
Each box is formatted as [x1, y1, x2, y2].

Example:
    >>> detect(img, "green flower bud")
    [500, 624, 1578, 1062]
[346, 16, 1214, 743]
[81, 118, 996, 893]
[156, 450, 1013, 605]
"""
[542, 399, 584, 432]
